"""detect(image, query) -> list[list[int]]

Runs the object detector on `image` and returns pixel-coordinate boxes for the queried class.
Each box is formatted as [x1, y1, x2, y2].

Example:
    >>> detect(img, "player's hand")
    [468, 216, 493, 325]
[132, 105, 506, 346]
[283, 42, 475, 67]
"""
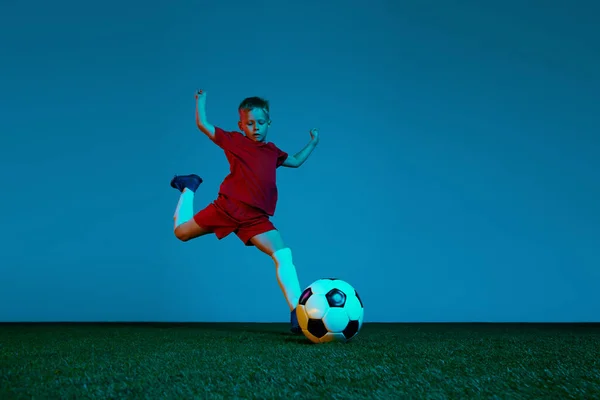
[195, 89, 207, 104]
[309, 128, 319, 144]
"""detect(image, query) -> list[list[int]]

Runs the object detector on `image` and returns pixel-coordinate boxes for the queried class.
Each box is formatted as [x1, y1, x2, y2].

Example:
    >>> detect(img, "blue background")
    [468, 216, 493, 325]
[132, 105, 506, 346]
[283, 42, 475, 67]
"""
[1, 0, 598, 323]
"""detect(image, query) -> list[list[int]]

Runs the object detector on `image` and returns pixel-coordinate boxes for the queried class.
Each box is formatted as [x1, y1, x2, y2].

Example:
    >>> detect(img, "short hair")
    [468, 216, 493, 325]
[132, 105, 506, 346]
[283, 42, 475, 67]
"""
[238, 96, 270, 119]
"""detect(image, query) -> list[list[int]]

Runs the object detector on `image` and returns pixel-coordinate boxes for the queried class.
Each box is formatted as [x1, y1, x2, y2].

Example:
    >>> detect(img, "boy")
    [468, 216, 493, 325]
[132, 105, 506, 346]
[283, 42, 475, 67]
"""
[170, 89, 319, 334]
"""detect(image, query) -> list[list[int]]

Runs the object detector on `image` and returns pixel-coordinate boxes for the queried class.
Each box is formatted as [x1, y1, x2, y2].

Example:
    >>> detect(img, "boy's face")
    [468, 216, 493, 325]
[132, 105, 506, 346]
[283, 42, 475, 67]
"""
[238, 108, 270, 142]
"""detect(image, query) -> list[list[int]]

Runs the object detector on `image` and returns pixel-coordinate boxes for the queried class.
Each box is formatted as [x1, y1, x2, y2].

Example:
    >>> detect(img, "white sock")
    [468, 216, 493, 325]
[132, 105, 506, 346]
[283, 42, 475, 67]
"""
[272, 247, 302, 311]
[173, 188, 194, 229]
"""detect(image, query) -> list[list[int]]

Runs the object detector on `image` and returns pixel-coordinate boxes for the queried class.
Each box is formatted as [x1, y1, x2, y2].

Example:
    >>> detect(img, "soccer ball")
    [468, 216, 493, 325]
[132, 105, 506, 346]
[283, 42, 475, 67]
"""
[296, 278, 364, 344]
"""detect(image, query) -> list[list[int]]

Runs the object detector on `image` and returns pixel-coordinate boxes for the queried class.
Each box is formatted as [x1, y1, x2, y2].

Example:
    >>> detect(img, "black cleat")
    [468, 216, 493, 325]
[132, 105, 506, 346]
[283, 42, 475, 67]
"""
[170, 174, 203, 193]
[290, 308, 301, 334]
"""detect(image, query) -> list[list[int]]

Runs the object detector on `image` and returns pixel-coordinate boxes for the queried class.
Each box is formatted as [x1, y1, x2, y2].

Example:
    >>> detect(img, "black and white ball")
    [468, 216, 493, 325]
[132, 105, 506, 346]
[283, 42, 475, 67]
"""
[296, 278, 364, 344]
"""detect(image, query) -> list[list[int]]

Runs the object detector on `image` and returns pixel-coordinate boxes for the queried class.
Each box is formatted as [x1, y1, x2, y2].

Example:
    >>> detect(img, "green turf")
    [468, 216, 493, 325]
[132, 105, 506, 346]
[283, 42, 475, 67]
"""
[1, 323, 598, 399]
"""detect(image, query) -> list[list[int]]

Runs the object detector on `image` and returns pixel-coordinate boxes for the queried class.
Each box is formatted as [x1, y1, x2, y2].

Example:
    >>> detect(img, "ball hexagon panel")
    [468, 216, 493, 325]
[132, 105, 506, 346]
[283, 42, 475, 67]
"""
[310, 279, 336, 295]
[322, 307, 350, 333]
[320, 332, 346, 343]
[296, 304, 310, 331]
[304, 293, 329, 319]
[344, 292, 363, 321]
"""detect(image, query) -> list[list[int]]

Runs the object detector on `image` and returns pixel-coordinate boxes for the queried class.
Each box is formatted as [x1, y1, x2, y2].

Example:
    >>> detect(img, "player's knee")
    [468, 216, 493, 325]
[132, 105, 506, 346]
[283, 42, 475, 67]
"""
[174, 226, 191, 242]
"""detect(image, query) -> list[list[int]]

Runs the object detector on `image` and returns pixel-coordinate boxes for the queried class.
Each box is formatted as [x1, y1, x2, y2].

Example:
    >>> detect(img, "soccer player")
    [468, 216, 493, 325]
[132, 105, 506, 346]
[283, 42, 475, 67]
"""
[170, 89, 319, 334]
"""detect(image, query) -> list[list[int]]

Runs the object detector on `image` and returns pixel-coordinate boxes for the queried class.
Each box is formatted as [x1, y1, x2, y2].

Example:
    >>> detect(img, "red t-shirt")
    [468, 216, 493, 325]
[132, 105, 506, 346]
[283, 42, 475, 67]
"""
[213, 126, 288, 216]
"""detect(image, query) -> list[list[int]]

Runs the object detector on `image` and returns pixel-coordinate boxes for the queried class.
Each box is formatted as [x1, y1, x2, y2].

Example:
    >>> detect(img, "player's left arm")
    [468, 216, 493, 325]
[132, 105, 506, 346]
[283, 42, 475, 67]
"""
[282, 128, 320, 168]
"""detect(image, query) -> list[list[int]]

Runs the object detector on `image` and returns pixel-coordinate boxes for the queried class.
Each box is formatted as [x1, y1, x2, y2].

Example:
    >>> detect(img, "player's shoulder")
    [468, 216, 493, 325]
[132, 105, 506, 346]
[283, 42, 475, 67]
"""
[214, 126, 234, 134]
[265, 140, 281, 150]
[269, 142, 287, 158]
[215, 126, 244, 139]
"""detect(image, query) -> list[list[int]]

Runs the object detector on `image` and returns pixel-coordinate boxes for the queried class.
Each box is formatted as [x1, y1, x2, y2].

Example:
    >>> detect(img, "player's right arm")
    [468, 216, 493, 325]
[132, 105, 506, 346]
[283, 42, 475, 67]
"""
[195, 90, 216, 141]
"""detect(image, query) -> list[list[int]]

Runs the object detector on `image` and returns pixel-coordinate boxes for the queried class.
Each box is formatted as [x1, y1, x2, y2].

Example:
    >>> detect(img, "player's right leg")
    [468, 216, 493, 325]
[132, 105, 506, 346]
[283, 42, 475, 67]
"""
[247, 229, 303, 334]
[170, 174, 212, 241]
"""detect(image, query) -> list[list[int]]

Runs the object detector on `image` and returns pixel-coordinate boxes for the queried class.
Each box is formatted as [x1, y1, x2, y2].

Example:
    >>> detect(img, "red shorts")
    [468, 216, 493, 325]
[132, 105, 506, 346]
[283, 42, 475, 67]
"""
[193, 194, 276, 246]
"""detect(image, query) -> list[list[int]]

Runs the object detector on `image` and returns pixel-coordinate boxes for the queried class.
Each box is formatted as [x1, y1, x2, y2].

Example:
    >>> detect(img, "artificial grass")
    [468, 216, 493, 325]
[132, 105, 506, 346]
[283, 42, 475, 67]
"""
[1, 323, 598, 399]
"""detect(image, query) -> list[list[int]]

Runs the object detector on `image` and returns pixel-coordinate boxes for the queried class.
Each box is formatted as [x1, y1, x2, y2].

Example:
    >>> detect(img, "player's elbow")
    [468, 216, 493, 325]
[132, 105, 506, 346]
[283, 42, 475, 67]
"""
[197, 122, 216, 141]
[283, 156, 301, 168]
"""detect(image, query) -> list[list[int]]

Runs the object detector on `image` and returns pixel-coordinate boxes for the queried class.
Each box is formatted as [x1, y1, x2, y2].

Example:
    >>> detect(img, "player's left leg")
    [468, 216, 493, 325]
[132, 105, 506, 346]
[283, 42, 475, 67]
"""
[248, 229, 303, 334]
